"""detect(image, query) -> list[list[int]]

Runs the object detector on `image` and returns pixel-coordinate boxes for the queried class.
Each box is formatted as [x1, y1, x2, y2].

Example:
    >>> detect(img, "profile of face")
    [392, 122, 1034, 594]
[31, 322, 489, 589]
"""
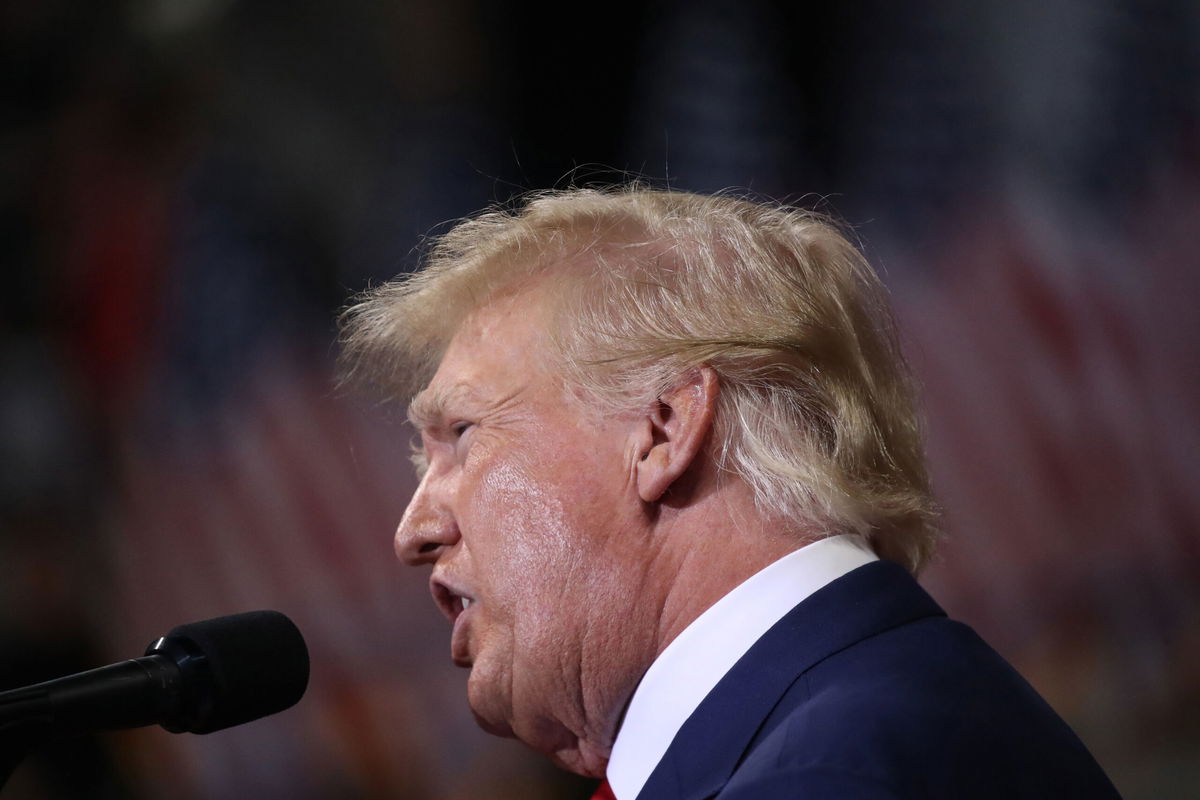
[394, 291, 656, 776]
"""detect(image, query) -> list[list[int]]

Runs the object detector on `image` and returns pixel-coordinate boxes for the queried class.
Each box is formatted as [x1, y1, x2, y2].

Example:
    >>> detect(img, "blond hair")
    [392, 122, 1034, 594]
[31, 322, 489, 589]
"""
[340, 187, 938, 572]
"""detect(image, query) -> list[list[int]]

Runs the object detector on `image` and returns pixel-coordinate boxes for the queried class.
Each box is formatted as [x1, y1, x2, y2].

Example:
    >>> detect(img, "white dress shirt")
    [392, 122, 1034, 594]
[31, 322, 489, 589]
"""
[605, 534, 879, 800]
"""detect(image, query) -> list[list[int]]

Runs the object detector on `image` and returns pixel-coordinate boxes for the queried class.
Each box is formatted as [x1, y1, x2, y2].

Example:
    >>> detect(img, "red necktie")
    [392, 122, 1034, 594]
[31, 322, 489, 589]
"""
[590, 779, 617, 800]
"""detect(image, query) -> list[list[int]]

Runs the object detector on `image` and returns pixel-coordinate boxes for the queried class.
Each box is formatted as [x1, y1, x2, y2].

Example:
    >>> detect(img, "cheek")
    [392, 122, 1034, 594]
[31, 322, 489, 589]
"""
[473, 460, 578, 609]
[465, 429, 625, 619]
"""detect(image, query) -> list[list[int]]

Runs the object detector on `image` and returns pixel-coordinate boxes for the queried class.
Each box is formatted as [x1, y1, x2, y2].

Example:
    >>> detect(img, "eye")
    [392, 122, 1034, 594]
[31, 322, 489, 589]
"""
[449, 421, 473, 440]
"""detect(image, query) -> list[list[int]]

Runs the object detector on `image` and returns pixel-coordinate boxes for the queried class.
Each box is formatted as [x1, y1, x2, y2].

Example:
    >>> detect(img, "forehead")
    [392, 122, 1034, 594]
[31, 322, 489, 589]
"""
[408, 291, 557, 426]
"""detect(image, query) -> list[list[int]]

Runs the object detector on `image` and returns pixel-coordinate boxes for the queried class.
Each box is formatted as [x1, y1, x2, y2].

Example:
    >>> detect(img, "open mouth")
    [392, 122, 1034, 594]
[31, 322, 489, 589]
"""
[431, 577, 475, 624]
[431, 575, 477, 667]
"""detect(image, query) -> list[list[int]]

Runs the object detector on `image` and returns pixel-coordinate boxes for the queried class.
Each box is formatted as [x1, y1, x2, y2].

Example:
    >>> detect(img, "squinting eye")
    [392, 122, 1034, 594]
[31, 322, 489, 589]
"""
[450, 422, 472, 439]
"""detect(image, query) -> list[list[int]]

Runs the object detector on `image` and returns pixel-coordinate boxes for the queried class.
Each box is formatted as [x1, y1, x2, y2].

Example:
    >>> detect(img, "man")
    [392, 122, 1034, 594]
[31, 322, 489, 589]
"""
[340, 188, 1121, 798]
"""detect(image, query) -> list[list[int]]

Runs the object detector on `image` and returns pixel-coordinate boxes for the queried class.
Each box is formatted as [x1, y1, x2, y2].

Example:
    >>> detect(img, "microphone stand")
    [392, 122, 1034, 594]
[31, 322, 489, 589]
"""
[0, 662, 152, 792]
[0, 684, 55, 790]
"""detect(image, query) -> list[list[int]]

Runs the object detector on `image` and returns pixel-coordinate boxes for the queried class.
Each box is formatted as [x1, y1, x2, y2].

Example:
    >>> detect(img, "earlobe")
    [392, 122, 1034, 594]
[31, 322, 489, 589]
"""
[635, 367, 719, 503]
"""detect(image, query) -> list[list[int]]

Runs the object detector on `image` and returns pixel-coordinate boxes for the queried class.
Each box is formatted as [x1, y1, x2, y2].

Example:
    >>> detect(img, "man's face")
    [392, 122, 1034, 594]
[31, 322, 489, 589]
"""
[395, 292, 653, 775]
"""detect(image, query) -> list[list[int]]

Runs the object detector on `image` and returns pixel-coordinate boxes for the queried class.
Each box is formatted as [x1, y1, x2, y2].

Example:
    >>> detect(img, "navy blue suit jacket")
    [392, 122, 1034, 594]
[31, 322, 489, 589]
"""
[635, 561, 1121, 799]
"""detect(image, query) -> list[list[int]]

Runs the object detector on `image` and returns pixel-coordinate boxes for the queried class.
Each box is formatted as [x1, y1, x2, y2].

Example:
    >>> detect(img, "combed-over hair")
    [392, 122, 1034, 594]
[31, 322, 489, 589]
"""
[340, 187, 938, 573]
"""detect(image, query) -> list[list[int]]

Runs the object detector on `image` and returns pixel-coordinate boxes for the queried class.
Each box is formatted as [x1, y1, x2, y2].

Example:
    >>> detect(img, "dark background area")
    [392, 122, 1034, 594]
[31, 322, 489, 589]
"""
[1, 1, 1197, 798]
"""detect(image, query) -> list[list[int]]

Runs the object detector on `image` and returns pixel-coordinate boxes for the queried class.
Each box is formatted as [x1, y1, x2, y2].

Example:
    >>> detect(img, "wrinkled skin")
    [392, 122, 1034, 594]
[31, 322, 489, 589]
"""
[394, 289, 799, 776]
[394, 293, 663, 775]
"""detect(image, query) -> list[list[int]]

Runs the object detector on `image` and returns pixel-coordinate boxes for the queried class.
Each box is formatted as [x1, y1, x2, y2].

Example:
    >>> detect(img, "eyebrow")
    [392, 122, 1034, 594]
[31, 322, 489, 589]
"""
[407, 382, 472, 431]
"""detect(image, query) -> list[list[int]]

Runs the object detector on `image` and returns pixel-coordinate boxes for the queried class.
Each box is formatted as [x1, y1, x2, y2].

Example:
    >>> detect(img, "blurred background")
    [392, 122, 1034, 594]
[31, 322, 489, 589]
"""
[1, 0, 1197, 797]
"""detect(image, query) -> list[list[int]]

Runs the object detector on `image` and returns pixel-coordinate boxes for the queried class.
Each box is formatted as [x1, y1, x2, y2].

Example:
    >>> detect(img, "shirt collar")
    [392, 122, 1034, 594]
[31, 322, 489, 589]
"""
[605, 534, 879, 800]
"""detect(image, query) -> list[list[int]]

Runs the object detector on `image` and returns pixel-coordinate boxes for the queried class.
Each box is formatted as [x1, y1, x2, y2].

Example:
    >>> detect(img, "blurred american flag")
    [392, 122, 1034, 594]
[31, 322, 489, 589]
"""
[903, 174, 1200, 743]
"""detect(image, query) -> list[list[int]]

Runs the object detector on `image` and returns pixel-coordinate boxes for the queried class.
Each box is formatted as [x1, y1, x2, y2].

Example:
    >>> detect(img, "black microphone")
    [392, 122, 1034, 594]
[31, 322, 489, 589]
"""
[0, 610, 309, 739]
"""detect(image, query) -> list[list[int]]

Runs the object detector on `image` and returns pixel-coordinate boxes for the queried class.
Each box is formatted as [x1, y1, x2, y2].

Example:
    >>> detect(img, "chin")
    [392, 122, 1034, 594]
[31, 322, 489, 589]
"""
[464, 660, 611, 778]
[466, 677, 516, 738]
[469, 705, 515, 738]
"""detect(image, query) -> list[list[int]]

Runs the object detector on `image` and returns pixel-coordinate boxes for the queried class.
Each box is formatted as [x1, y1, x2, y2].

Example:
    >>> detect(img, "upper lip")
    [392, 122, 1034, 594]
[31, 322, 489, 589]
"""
[431, 573, 473, 624]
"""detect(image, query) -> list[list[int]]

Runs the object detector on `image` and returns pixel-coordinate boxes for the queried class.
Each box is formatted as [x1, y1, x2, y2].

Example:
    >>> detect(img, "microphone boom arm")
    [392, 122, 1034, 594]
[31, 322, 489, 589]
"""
[0, 610, 307, 792]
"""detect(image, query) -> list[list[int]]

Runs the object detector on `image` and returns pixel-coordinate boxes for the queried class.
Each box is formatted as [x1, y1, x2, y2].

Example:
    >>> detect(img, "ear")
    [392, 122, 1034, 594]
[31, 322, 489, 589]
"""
[635, 366, 720, 503]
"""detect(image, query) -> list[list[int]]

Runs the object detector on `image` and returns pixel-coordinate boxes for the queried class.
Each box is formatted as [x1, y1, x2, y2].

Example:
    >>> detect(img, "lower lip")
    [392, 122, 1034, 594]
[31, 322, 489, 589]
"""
[451, 605, 474, 667]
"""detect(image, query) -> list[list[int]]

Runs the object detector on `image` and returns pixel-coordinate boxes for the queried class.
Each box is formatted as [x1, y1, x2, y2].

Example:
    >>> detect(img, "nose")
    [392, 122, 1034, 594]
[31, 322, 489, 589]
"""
[394, 476, 460, 566]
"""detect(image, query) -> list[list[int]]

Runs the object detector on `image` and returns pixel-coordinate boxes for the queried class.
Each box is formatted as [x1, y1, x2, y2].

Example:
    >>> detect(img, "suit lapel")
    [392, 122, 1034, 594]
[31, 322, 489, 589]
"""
[634, 561, 945, 800]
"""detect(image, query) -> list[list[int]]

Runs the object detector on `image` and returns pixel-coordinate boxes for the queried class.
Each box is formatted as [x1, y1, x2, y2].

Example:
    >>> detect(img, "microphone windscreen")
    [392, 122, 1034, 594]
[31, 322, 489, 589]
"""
[158, 610, 310, 734]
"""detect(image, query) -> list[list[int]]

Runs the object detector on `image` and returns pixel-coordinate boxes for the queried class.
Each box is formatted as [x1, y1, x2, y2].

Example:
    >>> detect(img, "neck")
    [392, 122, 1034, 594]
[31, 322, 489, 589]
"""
[649, 481, 817, 662]
[566, 481, 815, 775]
